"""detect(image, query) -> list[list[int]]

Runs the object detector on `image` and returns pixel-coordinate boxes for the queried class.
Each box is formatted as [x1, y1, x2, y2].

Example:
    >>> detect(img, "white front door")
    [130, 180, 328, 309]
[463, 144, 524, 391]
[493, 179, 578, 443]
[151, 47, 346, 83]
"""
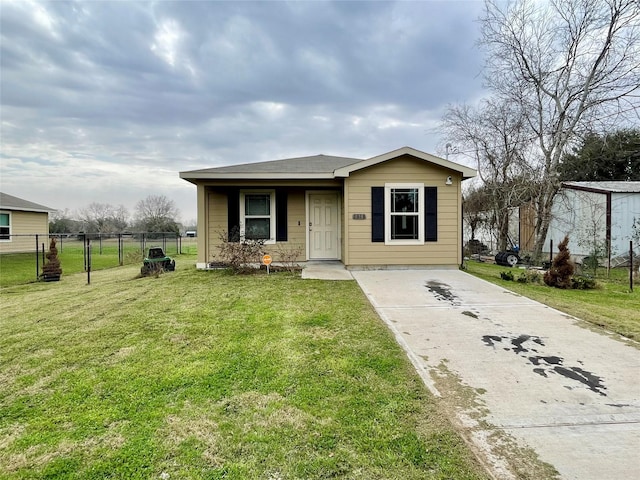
[308, 192, 339, 260]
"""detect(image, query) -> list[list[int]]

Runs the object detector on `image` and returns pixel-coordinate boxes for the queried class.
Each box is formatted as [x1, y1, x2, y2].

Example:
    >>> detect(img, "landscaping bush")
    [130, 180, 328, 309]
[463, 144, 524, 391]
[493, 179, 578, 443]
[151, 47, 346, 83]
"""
[216, 228, 265, 273]
[517, 270, 542, 284]
[273, 243, 304, 273]
[500, 270, 514, 281]
[571, 275, 598, 290]
[544, 236, 575, 289]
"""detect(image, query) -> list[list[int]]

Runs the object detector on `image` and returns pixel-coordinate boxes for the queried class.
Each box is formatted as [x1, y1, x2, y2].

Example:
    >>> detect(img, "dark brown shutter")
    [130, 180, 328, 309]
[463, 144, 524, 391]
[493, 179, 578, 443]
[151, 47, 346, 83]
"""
[425, 187, 437, 242]
[275, 189, 288, 242]
[371, 187, 385, 242]
[227, 189, 240, 242]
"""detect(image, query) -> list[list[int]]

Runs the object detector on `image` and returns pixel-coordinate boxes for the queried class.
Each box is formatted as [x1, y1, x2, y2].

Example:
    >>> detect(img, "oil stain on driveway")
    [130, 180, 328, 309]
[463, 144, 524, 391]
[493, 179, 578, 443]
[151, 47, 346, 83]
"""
[352, 269, 640, 480]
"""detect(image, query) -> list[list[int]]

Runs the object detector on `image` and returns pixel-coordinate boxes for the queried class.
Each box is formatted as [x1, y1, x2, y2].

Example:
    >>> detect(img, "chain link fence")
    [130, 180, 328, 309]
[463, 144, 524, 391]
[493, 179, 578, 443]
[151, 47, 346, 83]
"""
[0, 233, 197, 287]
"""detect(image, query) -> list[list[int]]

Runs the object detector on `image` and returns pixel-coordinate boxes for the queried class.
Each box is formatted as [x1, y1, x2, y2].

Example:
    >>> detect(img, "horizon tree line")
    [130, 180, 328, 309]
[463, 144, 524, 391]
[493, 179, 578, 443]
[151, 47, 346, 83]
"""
[49, 194, 196, 235]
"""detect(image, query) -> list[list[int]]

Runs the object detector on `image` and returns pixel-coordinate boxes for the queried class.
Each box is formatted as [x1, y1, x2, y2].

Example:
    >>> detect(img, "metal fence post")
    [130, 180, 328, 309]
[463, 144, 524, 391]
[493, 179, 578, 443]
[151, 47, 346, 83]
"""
[35, 234, 39, 281]
[119, 234, 123, 266]
[86, 237, 91, 285]
[83, 234, 87, 271]
[630, 241, 634, 293]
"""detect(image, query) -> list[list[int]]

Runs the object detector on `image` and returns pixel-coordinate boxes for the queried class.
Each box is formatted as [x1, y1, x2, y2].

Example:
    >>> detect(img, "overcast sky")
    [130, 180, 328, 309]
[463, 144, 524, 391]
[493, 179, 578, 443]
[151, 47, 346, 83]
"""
[1, 0, 486, 223]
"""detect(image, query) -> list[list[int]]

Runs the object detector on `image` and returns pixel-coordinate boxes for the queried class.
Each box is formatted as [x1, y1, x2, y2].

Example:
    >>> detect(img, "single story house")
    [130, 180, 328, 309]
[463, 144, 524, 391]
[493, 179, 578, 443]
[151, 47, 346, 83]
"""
[543, 181, 640, 261]
[180, 146, 476, 269]
[0, 192, 55, 254]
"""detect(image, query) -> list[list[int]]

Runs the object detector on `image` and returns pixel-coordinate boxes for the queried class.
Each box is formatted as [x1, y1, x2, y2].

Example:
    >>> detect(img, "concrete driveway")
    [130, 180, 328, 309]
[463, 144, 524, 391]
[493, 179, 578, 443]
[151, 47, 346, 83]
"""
[352, 269, 640, 480]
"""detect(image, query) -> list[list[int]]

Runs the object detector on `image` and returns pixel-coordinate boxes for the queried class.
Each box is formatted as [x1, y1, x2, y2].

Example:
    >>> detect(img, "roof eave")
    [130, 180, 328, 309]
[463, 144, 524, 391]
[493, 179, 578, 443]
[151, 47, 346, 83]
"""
[334, 146, 477, 179]
[562, 181, 640, 194]
[179, 172, 338, 182]
[0, 206, 54, 213]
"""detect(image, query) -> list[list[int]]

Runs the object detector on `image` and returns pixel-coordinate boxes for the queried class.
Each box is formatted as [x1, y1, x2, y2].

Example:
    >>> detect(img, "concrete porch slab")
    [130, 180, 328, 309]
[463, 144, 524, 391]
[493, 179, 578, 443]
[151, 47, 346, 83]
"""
[301, 261, 353, 280]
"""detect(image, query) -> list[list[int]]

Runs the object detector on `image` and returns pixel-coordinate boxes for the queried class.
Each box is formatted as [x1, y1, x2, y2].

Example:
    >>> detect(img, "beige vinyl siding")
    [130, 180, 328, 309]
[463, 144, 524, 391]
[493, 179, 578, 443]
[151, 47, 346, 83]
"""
[0, 210, 49, 254]
[344, 155, 462, 266]
[196, 184, 208, 263]
[204, 186, 308, 264]
[263, 189, 306, 262]
[206, 190, 228, 263]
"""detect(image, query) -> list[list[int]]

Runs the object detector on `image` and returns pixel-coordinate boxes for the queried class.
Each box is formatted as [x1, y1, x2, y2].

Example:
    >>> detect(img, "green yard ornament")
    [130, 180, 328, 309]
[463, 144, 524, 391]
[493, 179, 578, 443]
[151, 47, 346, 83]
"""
[42, 237, 62, 282]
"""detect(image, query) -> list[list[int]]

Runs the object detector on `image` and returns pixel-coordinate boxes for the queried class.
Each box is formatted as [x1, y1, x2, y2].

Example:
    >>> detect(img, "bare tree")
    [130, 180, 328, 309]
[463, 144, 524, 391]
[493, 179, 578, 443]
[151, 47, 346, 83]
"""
[49, 208, 81, 234]
[134, 195, 180, 233]
[442, 98, 536, 250]
[78, 203, 130, 233]
[111, 205, 129, 232]
[480, 0, 640, 257]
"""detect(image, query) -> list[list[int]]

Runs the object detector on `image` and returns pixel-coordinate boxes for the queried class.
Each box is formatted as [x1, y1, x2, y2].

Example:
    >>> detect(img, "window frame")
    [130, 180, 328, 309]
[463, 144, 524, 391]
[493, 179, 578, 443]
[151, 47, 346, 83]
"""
[0, 211, 11, 242]
[384, 183, 424, 245]
[240, 190, 276, 244]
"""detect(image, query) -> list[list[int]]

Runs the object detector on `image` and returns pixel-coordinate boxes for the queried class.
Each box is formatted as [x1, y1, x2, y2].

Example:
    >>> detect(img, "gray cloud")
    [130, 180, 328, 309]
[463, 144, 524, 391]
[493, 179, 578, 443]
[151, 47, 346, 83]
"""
[1, 0, 485, 222]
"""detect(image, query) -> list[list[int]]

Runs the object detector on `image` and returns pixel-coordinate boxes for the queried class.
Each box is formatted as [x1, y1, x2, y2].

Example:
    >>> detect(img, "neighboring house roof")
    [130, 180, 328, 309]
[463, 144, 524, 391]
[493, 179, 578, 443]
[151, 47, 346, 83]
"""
[180, 146, 476, 182]
[0, 192, 55, 213]
[562, 181, 640, 194]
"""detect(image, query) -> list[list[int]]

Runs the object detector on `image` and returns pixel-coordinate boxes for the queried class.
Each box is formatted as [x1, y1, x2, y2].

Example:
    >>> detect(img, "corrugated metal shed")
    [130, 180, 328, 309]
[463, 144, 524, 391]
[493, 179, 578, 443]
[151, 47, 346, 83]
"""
[545, 182, 640, 258]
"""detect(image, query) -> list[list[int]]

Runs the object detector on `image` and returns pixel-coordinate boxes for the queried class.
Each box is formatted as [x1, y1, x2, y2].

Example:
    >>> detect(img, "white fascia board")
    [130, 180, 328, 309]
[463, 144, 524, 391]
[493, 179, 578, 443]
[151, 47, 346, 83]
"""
[179, 172, 336, 181]
[334, 146, 477, 179]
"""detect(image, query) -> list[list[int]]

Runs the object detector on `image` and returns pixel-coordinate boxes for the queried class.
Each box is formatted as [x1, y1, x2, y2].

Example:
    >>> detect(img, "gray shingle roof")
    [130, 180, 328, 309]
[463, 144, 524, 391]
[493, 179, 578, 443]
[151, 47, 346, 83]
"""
[0, 192, 55, 212]
[179, 147, 477, 182]
[182, 154, 362, 176]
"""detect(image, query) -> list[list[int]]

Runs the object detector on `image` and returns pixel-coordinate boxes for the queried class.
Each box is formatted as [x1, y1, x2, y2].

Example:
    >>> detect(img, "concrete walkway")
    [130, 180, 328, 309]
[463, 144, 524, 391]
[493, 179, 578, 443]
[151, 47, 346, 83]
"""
[352, 269, 640, 480]
[301, 261, 353, 280]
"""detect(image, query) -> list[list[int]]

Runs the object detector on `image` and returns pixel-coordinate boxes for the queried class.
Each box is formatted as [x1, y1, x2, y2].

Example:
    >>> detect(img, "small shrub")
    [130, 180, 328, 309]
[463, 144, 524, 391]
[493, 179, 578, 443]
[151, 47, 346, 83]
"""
[517, 270, 542, 284]
[571, 275, 597, 290]
[544, 236, 575, 289]
[581, 255, 601, 273]
[273, 243, 304, 273]
[217, 228, 265, 273]
[500, 271, 514, 281]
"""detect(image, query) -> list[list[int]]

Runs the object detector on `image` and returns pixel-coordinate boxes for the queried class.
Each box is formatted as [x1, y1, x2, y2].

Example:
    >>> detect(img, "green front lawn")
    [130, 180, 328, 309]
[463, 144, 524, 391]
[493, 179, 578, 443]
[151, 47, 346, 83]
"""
[465, 261, 640, 342]
[0, 262, 487, 479]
